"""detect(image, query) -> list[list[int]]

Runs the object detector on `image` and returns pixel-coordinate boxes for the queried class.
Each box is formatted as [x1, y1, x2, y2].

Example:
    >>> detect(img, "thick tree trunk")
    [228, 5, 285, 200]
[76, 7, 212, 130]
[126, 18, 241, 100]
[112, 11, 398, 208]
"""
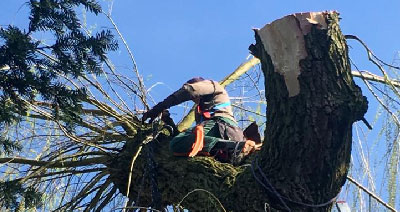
[109, 11, 368, 212]
[246, 11, 368, 211]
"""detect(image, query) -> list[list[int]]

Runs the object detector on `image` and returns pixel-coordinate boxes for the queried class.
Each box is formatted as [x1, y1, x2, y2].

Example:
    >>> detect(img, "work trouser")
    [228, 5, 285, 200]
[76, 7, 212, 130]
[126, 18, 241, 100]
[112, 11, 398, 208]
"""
[170, 119, 221, 154]
[170, 117, 246, 163]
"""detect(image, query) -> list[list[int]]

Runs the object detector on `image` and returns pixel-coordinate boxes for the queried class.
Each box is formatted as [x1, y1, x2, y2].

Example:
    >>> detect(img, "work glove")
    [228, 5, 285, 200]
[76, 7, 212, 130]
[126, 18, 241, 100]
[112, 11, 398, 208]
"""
[242, 140, 262, 155]
[161, 110, 179, 136]
[141, 108, 160, 123]
[231, 140, 262, 166]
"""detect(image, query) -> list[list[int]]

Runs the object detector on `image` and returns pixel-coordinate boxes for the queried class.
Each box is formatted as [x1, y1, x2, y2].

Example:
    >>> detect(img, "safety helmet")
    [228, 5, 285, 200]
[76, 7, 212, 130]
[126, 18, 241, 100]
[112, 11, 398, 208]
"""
[186, 77, 205, 84]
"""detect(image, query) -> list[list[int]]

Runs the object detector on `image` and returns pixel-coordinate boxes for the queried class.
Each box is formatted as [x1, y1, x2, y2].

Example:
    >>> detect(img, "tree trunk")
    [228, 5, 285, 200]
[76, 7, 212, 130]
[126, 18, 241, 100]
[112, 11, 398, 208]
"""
[246, 11, 368, 211]
[109, 11, 368, 212]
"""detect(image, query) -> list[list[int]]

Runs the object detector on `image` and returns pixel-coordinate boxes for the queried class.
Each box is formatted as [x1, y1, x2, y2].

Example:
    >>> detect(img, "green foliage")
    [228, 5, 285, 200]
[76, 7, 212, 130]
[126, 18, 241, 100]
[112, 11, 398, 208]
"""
[0, 181, 42, 211]
[0, 0, 118, 209]
[0, 137, 22, 155]
[29, 0, 102, 33]
[0, 0, 118, 126]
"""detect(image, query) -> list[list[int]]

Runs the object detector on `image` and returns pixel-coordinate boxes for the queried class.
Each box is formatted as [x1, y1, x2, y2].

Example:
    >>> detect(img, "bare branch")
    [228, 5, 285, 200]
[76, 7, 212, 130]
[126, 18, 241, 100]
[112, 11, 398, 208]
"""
[351, 70, 400, 88]
[85, 177, 113, 211]
[102, 12, 149, 109]
[95, 186, 118, 212]
[231, 103, 266, 117]
[22, 168, 106, 180]
[53, 172, 108, 211]
[0, 156, 109, 168]
[346, 35, 400, 99]
[347, 176, 397, 212]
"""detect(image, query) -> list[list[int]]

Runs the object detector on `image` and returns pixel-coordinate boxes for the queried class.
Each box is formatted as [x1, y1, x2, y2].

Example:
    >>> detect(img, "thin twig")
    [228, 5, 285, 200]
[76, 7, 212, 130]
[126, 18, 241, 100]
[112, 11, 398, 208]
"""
[346, 35, 400, 99]
[112, 206, 162, 212]
[350, 62, 400, 128]
[351, 70, 400, 88]
[347, 176, 397, 212]
[102, 12, 149, 109]
[231, 103, 266, 117]
[101, 68, 133, 114]
[176, 189, 227, 212]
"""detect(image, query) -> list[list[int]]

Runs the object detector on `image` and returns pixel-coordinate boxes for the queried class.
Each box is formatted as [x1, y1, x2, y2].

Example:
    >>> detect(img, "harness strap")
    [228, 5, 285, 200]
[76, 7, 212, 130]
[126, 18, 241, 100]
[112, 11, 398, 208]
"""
[213, 102, 231, 110]
[197, 105, 211, 120]
[198, 101, 231, 121]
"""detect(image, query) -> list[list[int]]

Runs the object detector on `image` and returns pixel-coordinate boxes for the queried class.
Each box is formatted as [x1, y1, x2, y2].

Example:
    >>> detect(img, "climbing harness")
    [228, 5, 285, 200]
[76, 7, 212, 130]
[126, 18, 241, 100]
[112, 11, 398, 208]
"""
[196, 80, 232, 121]
[197, 101, 232, 121]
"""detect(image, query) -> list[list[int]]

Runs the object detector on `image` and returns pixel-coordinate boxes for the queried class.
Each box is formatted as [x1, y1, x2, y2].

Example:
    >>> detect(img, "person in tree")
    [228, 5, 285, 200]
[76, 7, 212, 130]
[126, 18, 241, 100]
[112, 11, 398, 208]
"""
[142, 77, 261, 164]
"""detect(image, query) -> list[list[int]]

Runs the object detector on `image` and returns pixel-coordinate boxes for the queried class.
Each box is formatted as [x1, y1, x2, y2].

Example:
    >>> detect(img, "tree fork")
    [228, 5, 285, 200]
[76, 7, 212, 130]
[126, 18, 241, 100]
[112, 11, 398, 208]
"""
[109, 11, 368, 212]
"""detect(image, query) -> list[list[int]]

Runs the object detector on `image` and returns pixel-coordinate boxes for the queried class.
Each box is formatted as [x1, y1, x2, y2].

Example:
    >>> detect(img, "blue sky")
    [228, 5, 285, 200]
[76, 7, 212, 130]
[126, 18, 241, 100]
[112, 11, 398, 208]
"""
[1, 0, 400, 210]
[1, 0, 399, 96]
[105, 0, 400, 83]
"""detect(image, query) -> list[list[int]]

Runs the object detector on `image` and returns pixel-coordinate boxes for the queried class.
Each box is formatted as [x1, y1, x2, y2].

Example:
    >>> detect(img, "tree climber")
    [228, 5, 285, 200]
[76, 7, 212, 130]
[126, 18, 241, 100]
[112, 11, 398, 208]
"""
[142, 77, 261, 165]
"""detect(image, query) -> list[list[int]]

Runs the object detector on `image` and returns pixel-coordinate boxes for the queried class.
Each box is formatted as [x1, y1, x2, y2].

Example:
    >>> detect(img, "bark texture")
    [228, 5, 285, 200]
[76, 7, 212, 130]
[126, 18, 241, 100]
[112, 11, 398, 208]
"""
[108, 11, 368, 212]
[248, 11, 368, 211]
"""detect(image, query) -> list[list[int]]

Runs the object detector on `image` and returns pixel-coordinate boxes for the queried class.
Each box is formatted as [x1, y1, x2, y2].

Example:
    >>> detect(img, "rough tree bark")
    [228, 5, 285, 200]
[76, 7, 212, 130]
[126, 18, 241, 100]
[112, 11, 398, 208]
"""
[246, 11, 368, 211]
[108, 11, 368, 211]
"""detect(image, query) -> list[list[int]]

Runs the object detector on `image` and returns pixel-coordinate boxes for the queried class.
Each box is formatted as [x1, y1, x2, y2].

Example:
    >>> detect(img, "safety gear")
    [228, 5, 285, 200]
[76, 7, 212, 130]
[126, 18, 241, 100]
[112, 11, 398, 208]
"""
[197, 101, 232, 121]
[170, 117, 242, 156]
[160, 110, 179, 136]
[145, 78, 262, 165]
[170, 117, 262, 165]
[186, 77, 205, 84]
[147, 79, 235, 125]
[142, 108, 160, 123]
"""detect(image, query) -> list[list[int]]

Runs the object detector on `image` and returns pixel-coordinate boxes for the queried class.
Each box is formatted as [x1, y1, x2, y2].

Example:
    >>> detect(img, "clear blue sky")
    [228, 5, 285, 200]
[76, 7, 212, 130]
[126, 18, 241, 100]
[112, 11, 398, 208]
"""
[2, 0, 399, 96]
[1, 0, 399, 210]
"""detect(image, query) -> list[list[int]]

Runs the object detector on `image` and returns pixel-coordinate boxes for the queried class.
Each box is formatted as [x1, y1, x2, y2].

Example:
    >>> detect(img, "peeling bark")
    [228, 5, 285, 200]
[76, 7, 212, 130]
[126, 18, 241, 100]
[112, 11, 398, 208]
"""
[108, 11, 368, 212]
